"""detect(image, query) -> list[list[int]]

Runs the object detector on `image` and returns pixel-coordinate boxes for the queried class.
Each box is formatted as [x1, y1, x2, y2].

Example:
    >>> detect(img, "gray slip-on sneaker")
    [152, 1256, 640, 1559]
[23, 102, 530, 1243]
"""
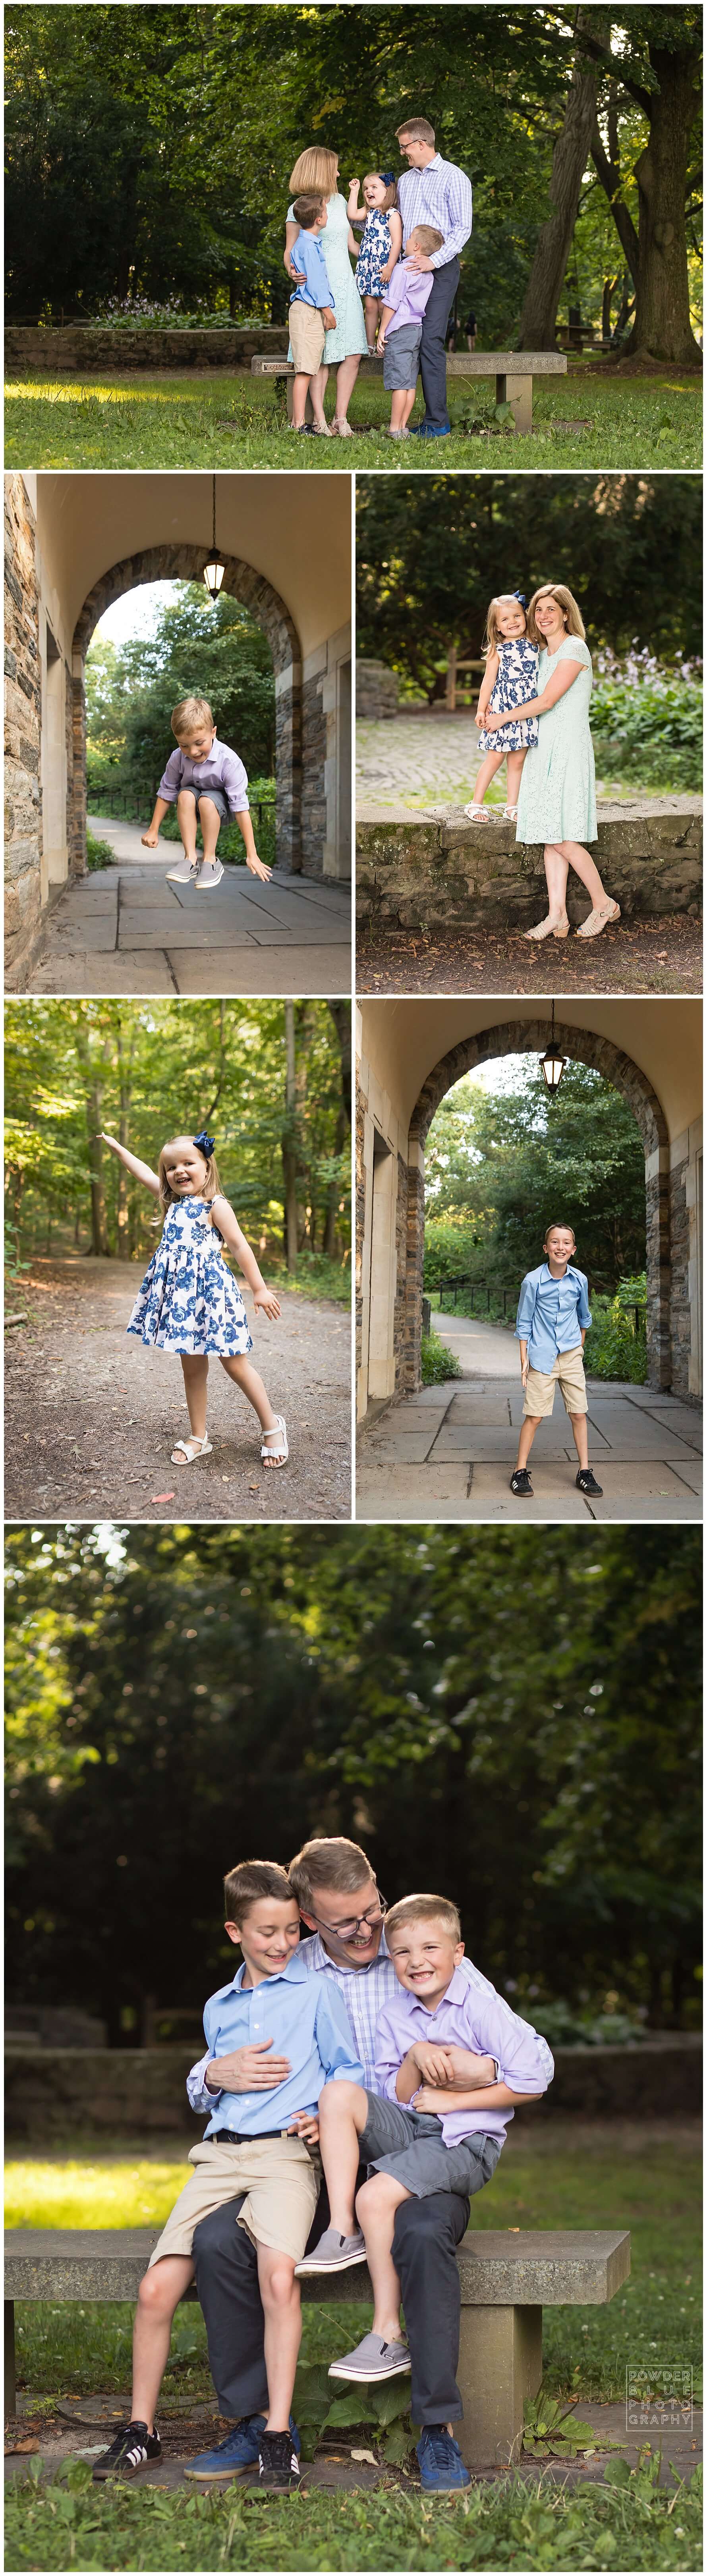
[195, 858, 224, 890]
[166, 854, 199, 883]
[328, 2331, 411, 2382]
[295, 2227, 367, 2276]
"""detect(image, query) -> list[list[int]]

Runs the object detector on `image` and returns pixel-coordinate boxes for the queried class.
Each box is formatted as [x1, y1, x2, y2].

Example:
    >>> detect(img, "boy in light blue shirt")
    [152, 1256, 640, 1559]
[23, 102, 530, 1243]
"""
[288, 191, 336, 434]
[510, 1221, 603, 1500]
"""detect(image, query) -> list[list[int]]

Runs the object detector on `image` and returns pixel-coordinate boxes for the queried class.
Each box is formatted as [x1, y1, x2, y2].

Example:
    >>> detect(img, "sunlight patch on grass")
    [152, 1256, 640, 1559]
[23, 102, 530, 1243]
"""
[6, 2154, 189, 2229]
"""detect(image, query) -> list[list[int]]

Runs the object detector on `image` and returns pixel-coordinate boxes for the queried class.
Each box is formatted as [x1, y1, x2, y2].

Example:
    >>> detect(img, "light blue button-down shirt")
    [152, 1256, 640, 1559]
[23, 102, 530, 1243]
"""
[515, 1262, 591, 1370]
[375, 1963, 554, 2142]
[189, 1949, 363, 2139]
[290, 229, 335, 313]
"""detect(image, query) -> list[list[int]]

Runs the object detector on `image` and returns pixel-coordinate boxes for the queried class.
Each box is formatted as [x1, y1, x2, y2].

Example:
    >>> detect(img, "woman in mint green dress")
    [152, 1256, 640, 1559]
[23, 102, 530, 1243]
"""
[483, 584, 620, 941]
[285, 145, 369, 436]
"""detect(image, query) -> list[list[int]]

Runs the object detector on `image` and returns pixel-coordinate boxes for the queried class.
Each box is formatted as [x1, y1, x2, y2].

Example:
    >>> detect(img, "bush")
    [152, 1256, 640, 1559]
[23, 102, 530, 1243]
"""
[85, 829, 115, 872]
[591, 649, 702, 791]
[89, 295, 267, 330]
[421, 1329, 463, 1384]
[585, 1273, 648, 1383]
[531, 1998, 649, 2047]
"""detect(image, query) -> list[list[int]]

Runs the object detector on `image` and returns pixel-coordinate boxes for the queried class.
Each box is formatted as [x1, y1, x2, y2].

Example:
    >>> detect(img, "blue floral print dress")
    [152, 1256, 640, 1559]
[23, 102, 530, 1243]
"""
[476, 637, 540, 753]
[355, 208, 394, 297]
[127, 1197, 253, 1357]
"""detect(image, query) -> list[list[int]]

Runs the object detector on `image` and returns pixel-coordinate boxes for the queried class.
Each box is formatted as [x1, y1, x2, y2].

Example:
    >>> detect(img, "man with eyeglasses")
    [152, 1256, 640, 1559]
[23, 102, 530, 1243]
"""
[184, 1836, 552, 2493]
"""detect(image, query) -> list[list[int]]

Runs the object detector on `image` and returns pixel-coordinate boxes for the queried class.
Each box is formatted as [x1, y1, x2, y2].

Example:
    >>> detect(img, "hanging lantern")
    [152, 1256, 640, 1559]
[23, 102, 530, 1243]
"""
[203, 473, 225, 599]
[540, 999, 566, 1095]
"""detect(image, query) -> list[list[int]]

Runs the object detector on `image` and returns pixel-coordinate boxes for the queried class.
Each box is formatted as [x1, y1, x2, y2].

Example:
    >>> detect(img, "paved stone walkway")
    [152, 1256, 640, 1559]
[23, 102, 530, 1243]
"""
[28, 816, 351, 996]
[356, 712, 637, 812]
[357, 1314, 702, 1523]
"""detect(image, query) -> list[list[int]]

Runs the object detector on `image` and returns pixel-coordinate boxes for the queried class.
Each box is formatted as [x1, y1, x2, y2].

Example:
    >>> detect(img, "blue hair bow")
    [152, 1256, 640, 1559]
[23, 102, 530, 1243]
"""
[381, 169, 396, 185]
[512, 590, 526, 606]
[193, 1130, 215, 1156]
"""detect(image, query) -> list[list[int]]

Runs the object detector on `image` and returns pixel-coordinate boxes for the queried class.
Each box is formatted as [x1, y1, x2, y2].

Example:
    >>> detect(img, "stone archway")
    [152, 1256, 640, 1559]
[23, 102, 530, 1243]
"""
[70, 545, 303, 878]
[403, 1017, 674, 1395]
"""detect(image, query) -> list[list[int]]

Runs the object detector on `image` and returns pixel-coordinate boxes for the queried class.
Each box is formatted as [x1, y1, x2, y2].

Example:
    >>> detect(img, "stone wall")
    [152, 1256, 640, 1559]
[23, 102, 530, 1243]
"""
[669, 1157, 691, 1399]
[356, 803, 703, 933]
[6, 326, 289, 374]
[301, 668, 327, 878]
[4, 475, 42, 984]
[357, 663, 399, 721]
[5, 2036, 701, 2138]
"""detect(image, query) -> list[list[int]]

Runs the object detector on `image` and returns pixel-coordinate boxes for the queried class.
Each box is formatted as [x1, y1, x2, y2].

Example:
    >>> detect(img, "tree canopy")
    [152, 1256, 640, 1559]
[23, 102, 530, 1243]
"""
[5, 6, 701, 353]
[424, 1063, 647, 1296]
[355, 473, 703, 692]
[86, 589, 275, 802]
[5, 1525, 701, 2036]
[4, 1000, 350, 1271]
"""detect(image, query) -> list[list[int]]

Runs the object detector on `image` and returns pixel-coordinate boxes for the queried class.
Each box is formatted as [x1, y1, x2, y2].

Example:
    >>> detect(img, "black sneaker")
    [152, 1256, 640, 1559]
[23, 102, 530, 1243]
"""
[251, 2429, 302, 2492]
[576, 1468, 603, 1496]
[92, 2420, 161, 2481]
[510, 1468, 533, 1496]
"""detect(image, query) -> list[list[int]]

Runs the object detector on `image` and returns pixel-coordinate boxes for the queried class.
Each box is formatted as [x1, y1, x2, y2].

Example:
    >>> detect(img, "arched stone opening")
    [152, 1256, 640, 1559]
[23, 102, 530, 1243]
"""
[402, 1018, 674, 1396]
[71, 545, 303, 878]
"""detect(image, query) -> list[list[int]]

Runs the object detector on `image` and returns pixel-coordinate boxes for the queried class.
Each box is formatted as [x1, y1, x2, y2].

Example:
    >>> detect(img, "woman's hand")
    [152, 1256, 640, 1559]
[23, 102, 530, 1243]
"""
[254, 1285, 281, 1322]
[246, 850, 272, 882]
[288, 2111, 319, 2144]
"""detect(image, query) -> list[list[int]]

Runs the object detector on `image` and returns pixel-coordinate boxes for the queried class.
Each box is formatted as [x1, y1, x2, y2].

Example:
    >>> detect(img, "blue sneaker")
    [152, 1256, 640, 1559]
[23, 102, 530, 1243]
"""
[184, 2414, 300, 2481]
[417, 2425, 471, 2491]
[409, 422, 451, 438]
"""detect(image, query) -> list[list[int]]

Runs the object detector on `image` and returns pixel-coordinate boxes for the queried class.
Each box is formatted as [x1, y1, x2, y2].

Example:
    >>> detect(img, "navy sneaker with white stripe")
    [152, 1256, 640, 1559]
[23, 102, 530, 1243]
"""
[92, 2420, 161, 2480]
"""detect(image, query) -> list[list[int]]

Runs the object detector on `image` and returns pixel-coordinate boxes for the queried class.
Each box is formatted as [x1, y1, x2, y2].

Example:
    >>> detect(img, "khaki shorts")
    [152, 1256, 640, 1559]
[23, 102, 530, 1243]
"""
[147, 2135, 320, 2267]
[523, 1344, 587, 1419]
[290, 302, 326, 375]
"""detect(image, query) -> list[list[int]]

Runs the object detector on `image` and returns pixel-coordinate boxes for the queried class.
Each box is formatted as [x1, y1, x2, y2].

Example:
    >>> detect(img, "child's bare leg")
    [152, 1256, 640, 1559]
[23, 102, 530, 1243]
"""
[468, 749, 504, 808]
[355, 2173, 409, 2343]
[364, 294, 379, 351]
[292, 371, 311, 428]
[400, 386, 417, 429]
[132, 2256, 194, 2431]
[257, 2247, 301, 2431]
[219, 1351, 279, 1447]
[317, 2079, 371, 2234]
[504, 748, 526, 810]
[178, 1353, 209, 1444]
[569, 1410, 589, 1470]
[516, 1414, 541, 1470]
[389, 388, 409, 433]
[197, 795, 221, 861]
[176, 789, 198, 864]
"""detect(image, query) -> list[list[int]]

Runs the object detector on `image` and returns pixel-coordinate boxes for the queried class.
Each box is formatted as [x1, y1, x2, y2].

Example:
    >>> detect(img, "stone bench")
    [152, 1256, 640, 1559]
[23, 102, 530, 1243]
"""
[251, 350, 567, 434]
[356, 802, 703, 934]
[5, 2225, 629, 2469]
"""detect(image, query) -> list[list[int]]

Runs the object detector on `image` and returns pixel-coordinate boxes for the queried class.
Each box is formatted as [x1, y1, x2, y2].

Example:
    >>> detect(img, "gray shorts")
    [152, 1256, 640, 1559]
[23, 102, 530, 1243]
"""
[179, 783, 230, 827]
[358, 2091, 502, 2200]
[383, 322, 422, 391]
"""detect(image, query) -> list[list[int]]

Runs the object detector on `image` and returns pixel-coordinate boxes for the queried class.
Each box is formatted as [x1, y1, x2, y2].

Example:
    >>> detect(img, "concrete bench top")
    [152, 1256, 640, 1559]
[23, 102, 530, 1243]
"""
[6, 2226, 629, 2306]
[252, 351, 567, 376]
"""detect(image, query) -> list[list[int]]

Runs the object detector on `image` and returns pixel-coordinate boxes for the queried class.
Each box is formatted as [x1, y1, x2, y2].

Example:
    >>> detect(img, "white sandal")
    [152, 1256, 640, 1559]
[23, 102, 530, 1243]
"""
[576, 900, 621, 939]
[463, 803, 491, 821]
[261, 1415, 288, 1468]
[523, 912, 568, 942]
[171, 1433, 213, 1465]
[503, 804, 519, 819]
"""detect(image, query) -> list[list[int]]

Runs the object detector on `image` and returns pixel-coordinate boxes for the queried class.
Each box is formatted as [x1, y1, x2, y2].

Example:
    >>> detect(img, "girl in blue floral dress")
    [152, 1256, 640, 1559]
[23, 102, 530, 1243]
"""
[464, 593, 539, 820]
[347, 173, 402, 349]
[99, 1127, 288, 1468]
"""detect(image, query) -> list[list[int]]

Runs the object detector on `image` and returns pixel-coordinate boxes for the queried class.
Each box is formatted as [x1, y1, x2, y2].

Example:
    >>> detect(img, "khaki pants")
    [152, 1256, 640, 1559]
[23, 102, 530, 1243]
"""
[523, 1344, 587, 1419]
[290, 303, 326, 375]
[147, 2135, 320, 2266]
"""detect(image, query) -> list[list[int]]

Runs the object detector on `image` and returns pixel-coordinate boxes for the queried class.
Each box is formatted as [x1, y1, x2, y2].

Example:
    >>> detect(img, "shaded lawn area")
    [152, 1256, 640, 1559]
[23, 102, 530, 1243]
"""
[4, 368, 701, 472]
[6, 2130, 701, 2569]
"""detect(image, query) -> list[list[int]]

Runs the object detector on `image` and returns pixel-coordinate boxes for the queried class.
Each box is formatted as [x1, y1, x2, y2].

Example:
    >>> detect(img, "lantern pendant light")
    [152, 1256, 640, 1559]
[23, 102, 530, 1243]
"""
[203, 473, 225, 600]
[540, 999, 566, 1095]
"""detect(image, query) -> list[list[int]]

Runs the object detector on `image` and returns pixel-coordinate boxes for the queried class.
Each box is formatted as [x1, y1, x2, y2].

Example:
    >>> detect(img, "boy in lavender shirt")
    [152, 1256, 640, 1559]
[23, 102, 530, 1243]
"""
[141, 695, 272, 892]
[377, 226, 444, 437]
[297, 1892, 552, 2392]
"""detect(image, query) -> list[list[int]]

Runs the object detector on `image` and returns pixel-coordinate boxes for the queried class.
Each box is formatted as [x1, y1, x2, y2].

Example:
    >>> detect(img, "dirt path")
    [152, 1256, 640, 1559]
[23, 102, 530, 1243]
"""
[6, 1260, 351, 1523]
[356, 913, 702, 997]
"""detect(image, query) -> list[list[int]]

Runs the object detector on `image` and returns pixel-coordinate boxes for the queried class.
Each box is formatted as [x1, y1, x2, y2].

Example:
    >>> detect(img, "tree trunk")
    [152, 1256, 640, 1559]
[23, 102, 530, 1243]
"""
[517, 17, 603, 350]
[75, 1028, 111, 1258]
[587, 38, 701, 363]
[114, 1017, 136, 1260]
[324, 1101, 347, 1258]
[282, 1001, 298, 1275]
[591, 104, 639, 294]
[326, 1001, 352, 1128]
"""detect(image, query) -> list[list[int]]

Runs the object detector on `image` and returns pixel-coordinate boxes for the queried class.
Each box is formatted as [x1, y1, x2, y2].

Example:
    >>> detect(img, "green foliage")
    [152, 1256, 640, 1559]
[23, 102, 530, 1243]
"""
[85, 585, 275, 792]
[4, 1527, 701, 2028]
[357, 476, 703, 693]
[85, 829, 116, 872]
[421, 1328, 463, 1384]
[531, 1998, 649, 2047]
[591, 656, 703, 791]
[423, 1064, 646, 1304]
[585, 1288, 648, 1384]
[522, 2389, 623, 2459]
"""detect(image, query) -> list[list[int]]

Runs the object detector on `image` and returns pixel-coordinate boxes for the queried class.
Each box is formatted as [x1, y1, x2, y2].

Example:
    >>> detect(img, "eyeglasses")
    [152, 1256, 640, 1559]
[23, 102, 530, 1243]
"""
[310, 1893, 387, 1940]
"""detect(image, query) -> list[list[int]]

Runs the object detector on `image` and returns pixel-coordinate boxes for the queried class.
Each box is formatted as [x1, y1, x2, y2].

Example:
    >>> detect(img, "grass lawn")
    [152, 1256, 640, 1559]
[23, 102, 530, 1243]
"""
[5, 2129, 701, 2570]
[4, 366, 701, 471]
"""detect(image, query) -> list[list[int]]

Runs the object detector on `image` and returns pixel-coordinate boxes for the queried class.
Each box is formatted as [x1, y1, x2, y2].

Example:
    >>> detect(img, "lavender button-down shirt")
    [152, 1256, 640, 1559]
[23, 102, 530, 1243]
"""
[383, 261, 435, 335]
[158, 735, 249, 815]
[397, 153, 473, 271]
[375, 1963, 554, 2143]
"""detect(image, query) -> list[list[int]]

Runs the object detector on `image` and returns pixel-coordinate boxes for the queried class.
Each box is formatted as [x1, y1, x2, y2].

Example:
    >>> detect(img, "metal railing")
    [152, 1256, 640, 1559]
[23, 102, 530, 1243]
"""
[88, 784, 276, 828]
[427, 1276, 647, 1335]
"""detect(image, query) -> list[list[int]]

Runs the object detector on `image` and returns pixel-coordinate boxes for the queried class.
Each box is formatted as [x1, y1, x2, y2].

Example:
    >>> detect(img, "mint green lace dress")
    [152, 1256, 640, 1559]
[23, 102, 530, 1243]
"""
[516, 636, 597, 845]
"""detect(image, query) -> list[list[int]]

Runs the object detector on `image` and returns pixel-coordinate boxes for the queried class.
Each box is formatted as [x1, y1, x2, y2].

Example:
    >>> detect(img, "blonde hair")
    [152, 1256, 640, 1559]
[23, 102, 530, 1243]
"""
[363, 172, 398, 216]
[395, 118, 435, 146]
[527, 584, 585, 644]
[386, 1892, 462, 1945]
[409, 224, 443, 256]
[483, 594, 528, 657]
[171, 695, 214, 740]
[290, 147, 338, 197]
[288, 1837, 373, 1913]
[158, 1136, 224, 1214]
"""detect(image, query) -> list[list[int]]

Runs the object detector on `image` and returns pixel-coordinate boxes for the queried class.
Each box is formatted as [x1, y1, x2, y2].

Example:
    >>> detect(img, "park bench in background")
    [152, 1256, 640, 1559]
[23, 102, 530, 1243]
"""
[5, 2225, 629, 2470]
[251, 349, 567, 434]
